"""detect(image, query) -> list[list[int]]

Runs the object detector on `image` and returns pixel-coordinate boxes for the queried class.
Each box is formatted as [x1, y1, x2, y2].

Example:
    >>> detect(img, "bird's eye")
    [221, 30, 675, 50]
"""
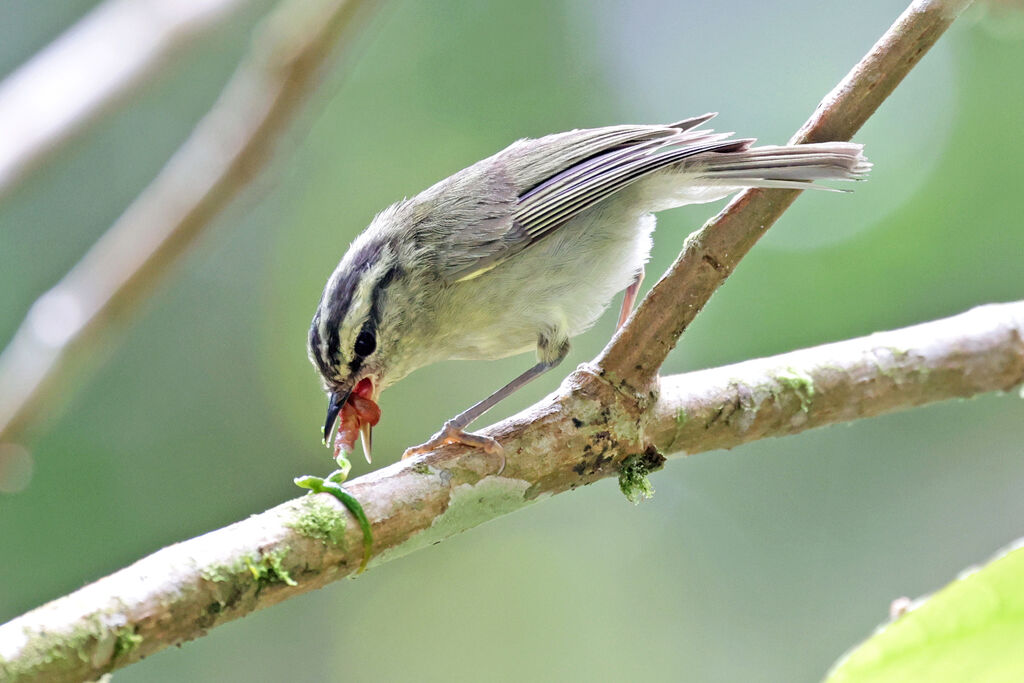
[353, 329, 376, 357]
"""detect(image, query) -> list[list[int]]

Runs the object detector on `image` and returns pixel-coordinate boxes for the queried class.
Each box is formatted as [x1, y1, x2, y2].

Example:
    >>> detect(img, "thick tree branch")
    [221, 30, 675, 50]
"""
[598, 0, 973, 394]
[0, 0, 377, 445]
[0, 0, 256, 201]
[647, 303, 1024, 453]
[2, 301, 1022, 682]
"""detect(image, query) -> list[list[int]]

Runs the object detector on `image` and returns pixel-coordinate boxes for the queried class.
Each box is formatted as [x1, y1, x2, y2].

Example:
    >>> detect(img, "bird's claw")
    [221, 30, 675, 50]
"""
[402, 421, 505, 474]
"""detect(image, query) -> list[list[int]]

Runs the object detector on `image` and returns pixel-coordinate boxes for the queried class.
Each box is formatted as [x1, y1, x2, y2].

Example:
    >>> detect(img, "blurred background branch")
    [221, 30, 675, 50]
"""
[2, 299, 1021, 681]
[0, 0, 378, 446]
[0, 0, 255, 202]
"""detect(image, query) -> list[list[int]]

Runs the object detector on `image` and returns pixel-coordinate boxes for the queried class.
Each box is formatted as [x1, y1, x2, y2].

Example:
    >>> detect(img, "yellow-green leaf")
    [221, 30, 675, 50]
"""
[826, 541, 1024, 682]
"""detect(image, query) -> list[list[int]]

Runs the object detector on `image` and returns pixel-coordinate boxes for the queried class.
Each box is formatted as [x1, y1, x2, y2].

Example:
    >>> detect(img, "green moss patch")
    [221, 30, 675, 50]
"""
[775, 367, 815, 413]
[618, 447, 666, 504]
[288, 495, 348, 548]
[201, 547, 297, 590]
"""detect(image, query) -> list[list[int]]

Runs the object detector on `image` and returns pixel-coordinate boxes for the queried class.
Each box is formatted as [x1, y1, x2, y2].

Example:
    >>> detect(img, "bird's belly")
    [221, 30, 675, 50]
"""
[444, 208, 656, 360]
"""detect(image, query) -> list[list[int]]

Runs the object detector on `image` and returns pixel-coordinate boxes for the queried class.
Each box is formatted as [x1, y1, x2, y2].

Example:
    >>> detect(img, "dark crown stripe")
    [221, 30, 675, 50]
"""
[322, 240, 385, 366]
[368, 264, 400, 329]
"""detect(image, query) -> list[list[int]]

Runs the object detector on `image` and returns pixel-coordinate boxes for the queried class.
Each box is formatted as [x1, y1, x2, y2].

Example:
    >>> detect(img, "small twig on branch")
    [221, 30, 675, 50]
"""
[2, 301, 1021, 682]
[598, 0, 974, 394]
[0, 0, 378, 445]
[0, 0, 256, 201]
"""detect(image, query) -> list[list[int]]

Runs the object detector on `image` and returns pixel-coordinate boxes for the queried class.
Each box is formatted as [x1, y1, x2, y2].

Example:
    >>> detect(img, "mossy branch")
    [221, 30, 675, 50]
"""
[2, 301, 1022, 682]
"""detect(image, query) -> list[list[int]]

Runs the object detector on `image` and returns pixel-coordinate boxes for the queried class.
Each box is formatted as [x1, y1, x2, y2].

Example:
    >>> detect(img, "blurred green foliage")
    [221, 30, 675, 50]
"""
[1, 0, 1022, 680]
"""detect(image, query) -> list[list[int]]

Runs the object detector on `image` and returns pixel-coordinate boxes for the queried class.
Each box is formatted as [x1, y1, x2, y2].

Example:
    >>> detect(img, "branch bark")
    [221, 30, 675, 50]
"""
[2, 301, 1022, 682]
[0, 0, 256, 201]
[0, 0, 378, 445]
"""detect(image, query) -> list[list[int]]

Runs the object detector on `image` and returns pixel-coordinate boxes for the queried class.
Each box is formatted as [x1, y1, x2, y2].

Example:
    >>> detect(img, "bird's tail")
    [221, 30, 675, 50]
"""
[695, 142, 871, 191]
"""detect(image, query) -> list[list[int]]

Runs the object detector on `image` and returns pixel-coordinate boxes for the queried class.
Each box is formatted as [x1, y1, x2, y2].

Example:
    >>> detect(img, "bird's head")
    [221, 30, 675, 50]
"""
[308, 233, 405, 463]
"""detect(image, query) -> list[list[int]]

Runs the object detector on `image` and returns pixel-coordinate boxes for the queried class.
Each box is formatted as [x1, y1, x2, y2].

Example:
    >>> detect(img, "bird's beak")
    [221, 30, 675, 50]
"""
[322, 377, 380, 463]
[323, 387, 351, 445]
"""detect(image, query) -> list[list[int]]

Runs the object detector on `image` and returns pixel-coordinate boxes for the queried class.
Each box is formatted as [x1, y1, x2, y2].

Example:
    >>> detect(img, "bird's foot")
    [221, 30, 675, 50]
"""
[402, 421, 505, 474]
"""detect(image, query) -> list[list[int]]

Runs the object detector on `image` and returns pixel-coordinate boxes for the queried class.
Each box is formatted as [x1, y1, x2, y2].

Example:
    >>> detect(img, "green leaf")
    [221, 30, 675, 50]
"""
[825, 541, 1024, 682]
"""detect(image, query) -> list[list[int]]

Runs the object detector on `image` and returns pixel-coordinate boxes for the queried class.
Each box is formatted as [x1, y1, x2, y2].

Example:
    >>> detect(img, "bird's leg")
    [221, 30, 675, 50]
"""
[402, 336, 570, 471]
[617, 267, 645, 329]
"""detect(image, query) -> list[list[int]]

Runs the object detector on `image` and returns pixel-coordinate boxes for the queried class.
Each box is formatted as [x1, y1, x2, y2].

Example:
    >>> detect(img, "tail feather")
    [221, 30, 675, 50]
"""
[694, 142, 871, 189]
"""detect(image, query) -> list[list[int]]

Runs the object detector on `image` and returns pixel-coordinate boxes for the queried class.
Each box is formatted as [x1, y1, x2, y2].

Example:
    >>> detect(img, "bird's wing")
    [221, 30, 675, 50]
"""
[441, 114, 750, 283]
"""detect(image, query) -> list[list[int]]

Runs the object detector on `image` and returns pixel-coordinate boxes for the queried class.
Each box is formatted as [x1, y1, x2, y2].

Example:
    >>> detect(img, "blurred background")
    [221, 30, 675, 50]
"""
[1, 0, 1023, 680]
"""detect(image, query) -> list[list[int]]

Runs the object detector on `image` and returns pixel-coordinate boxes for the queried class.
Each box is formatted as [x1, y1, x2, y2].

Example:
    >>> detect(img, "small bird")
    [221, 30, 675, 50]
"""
[308, 114, 869, 464]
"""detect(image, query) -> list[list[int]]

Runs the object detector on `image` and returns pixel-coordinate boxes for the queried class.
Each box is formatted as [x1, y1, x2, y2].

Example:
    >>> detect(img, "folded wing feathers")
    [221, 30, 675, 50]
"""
[666, 112, 719, 131]
[518, 136, 752, 236]
[517, 115, 720, 211]
[516, 123, 752, 237]
[512, 118, 869, 245]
